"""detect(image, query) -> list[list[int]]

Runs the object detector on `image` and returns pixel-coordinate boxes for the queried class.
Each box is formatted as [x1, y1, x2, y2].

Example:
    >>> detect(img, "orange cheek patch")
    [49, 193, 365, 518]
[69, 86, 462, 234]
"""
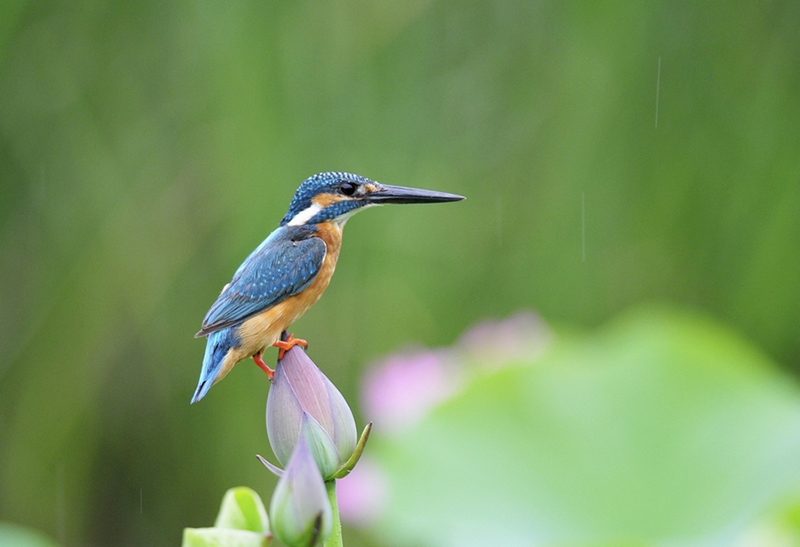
[312, 193, 348, 207]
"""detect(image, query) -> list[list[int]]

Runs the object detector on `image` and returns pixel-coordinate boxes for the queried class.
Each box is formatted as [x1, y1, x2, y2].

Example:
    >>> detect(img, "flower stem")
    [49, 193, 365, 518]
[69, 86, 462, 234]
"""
[323, 480, 343, 547]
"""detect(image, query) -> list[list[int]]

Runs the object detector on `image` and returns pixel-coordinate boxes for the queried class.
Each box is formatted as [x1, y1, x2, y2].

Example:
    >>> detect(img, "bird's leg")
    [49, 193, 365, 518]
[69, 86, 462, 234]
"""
[273, 332, 308, 361]
[252, 352, 275, 381]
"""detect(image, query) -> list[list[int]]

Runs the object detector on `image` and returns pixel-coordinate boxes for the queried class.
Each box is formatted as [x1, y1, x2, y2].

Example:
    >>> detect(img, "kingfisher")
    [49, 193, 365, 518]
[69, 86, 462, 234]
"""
[191, 171, 464, 403]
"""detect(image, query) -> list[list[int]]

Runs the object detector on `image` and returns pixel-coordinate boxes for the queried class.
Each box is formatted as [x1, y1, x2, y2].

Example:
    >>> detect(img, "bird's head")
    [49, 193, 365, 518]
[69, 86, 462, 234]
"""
[280, 171, 464, 227]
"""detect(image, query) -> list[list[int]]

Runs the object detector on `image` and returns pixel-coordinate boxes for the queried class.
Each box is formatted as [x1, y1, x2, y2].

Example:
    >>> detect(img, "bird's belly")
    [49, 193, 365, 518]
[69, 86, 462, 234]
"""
[235, 298, 306, 355]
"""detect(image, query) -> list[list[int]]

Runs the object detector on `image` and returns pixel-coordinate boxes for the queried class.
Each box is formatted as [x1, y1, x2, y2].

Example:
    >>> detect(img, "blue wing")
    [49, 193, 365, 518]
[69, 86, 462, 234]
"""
[196, 225, 326, 337]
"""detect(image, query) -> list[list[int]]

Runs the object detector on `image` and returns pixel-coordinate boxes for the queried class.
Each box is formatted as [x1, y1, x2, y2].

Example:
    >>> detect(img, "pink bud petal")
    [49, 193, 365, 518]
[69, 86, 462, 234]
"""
[267, 345, 358, 472]
[281, 345, 335, 433]
[266, 359, 305, 466]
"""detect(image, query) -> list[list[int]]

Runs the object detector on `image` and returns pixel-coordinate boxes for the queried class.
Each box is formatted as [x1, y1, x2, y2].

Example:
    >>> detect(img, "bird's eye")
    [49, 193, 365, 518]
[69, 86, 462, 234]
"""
[339, 182, 357, 196]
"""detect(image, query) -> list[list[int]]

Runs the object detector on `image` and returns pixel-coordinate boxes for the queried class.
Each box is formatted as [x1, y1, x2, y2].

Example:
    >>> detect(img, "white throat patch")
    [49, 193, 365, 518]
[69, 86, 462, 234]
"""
[287, 203, 323, 226]
[334, 203, 377, 227]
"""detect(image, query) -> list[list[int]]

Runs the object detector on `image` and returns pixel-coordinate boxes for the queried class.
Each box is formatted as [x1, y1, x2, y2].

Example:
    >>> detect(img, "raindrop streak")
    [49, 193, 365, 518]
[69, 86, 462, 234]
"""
[496, 195, 503, 244]
[581, 192, 586, 262]
[140, 488, 143, 514]
[655, 56, 662, 128]
[39, 164, 46, 201]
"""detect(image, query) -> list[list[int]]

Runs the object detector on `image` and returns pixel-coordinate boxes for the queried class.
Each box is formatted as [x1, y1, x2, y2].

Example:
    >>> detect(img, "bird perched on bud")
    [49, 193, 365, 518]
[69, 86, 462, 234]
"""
[192, 172, 464, 403]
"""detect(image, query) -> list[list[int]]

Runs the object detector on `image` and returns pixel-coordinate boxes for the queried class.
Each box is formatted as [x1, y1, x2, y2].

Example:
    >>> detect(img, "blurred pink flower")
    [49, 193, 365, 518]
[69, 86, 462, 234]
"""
[359, 312, 550, 437]
[350, 312, 552, 528]
[457, 310, 551, 366]
[361, 348, 461, 434]
[336, 456, 388, 527]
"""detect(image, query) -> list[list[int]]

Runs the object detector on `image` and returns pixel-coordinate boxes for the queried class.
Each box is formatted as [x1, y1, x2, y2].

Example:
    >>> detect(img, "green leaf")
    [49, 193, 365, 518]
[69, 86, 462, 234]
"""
[181, 528, 268, 547]
[373, 307, 800, 546]
[214, 487, 269, 533]
[332, 422, 372, 480]
[0, 523, 59, 547]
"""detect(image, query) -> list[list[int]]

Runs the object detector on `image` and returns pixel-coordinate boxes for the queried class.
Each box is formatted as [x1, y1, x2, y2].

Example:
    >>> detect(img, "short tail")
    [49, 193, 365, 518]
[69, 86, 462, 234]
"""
[191, 328, 238, 404]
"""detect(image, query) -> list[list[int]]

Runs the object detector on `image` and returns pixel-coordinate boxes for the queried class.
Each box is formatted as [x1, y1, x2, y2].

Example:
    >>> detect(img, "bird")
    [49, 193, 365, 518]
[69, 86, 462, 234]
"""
[191, 171, 464, 403]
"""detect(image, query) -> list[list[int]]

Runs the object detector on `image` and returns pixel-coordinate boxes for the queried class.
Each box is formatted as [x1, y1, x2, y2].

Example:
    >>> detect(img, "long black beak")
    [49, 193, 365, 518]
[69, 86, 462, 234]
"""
[367, 184, 465, 204]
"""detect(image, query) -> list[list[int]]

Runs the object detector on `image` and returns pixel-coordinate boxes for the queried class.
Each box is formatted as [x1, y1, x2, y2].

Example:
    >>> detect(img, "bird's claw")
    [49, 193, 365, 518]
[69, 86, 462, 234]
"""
[252, 353, 275, 381]
[273, 333, 308, 361]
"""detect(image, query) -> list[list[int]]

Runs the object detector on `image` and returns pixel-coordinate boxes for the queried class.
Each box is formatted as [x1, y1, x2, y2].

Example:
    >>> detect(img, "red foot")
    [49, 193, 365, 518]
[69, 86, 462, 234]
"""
[252, 353, 275, 381]
[273, 333, 308, 361]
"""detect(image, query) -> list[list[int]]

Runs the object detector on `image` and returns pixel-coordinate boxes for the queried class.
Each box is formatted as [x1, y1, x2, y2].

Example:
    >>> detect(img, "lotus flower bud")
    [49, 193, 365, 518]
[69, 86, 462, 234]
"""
[269, 434, 332, 547]
[266, 345, 358, 479]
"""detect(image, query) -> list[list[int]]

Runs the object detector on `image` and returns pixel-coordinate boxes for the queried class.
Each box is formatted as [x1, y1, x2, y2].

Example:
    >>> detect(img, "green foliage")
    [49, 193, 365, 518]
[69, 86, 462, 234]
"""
[213, 487, 269, 534]
[0, 0, 798, 545]
[0, 523, 59, 547]
[372, 307, 800, 546]
[183, 487, 269, 547]
[182, 529, 268, 547]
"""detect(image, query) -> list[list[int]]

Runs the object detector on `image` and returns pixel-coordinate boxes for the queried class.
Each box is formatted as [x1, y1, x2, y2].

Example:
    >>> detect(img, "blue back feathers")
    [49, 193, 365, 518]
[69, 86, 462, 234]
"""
[197, 224, 327, 336]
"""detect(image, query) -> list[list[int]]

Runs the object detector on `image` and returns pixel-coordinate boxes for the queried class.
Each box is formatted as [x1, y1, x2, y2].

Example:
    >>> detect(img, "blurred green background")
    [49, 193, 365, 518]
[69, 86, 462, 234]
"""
[1, 0, 799, 546]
